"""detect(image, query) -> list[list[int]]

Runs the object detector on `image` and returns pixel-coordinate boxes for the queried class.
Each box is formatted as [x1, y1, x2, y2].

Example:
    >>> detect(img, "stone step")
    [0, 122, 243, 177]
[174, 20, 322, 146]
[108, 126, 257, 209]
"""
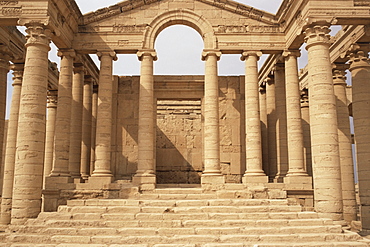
[11, 224, 343, 236]
[6, 233, 366, 245]
[66, 199, 291, 207]
[56, 205, 302, 215]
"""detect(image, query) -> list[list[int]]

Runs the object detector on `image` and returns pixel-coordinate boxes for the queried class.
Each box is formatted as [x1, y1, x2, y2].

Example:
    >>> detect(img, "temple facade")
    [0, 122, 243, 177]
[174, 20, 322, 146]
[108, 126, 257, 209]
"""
[0, 0, 370, 242]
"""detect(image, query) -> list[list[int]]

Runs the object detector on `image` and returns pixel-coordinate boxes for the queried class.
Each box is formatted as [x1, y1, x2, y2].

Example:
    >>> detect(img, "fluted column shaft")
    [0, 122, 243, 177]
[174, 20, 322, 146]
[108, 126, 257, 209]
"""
[69, 64, 84, 178]
[348, 44, 370, 229]
[332, 66, 357, 223]
[284, 51, 309, 178]
[304, 24, 343, 221]
[201, 50, 224, 184]
[0, 64, 23, 225]
[81, 77, 93, 179]
[43, 90, 57, 184]
[11, 23, 50, 224]
[133, 50, 157, 187]
[50, 49, 75, 177]
[241, 51, 267, 183]
[266, 77, 277, 180]
[91, 51, 117, 178]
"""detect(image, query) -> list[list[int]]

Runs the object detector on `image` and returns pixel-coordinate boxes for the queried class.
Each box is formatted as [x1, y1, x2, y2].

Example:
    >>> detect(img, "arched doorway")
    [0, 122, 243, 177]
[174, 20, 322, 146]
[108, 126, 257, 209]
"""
[154, 25, 204, 184]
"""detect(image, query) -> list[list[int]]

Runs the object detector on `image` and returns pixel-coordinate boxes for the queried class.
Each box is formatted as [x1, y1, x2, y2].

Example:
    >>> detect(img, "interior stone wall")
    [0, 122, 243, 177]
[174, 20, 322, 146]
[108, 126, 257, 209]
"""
[113, 75, 245, 183]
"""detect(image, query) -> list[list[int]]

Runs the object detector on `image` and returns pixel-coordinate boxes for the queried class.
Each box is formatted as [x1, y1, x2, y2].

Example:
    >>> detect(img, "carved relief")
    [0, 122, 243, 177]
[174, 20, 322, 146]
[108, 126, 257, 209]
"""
[216, 25, 281, 34]
[1, 6, 21, 16]
[216, 25, 247, 33]
[84, 6, 122, 24]
[354, 0, 370, 6]
[0, 1, 18, 5]
[113, 24, 147, 33]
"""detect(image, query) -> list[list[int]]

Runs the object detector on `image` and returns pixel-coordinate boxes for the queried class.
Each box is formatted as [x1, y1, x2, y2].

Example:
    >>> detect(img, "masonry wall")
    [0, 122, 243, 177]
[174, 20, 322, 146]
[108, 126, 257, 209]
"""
[113, 75, 245, 183]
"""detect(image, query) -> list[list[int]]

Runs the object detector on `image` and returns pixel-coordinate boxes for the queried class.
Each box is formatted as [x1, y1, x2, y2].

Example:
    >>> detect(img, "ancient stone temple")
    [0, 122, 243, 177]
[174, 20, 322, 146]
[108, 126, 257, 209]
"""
[0, 0, 370, 245]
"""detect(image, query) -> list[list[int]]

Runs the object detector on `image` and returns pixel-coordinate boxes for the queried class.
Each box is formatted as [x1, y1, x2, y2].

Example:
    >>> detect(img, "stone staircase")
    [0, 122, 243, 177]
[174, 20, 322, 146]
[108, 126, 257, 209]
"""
[0, 186, 369, 247]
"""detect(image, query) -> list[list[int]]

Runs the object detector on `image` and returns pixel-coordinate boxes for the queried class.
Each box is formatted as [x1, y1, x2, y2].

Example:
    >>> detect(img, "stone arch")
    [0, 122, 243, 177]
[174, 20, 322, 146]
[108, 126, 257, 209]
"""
[143, 9, 217, 50]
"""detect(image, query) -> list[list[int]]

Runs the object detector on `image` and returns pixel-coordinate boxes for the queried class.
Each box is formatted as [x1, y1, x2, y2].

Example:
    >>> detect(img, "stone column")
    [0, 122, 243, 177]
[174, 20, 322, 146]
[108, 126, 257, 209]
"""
[300, 89, 312, 177]
[332, 64, 357, 224]
[49, 49, 75, 179]
[259, 81, 269, 177]
[283, 50, 311, 188]
[133, 50, 157, 188]
[81, 76, 93, 180]
[241, 51, 268, 183]
[90, 85, 98, 176]
[11, 23, 51, 224]
[304, 24, 343, 221]
[266, 76, 277, 180]
[274, 63, 288, 182]
[348, 43, 370, 229]
[0, 47, 11, 195]
[68, 64, 84, 179]
[201, 49, 224, 184]
[0, 64, 23, 225]
[43, 90, 58, 185]
[90, 51, 117, 184]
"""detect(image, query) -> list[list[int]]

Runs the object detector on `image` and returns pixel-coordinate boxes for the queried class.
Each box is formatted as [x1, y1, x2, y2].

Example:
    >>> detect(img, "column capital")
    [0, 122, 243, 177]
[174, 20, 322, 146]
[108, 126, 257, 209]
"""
[10, 63, 24, 86]
[240, 50, 262, 61]
[282, 49, 301, 58]
[97, 50, 118, 61]
[24, 22, 52, 49]
[47, 90, 58, 108]
[259, 81, 266, 93]
[84, 75, 95, 85]
[265, 76, 274, 85]
[347, 43, 370, 71]
[273, 63, 285, 72]
[304, 24, 331, 49]
[137, 49, 157, 61]
[57, 49, 76, 59]
[73, 63, 85, 74]
[201, 49, 221, 61]
[300, 88, 309, 107]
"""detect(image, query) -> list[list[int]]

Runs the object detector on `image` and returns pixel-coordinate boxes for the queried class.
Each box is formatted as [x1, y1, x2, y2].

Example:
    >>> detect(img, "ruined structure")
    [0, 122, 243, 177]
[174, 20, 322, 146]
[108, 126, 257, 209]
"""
[0, 0, 370, 245]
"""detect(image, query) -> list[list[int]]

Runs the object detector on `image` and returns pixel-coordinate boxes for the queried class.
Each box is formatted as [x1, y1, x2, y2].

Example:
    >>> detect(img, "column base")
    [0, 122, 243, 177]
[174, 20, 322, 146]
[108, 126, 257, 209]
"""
[201, 174, 225, 184]
[44, 176, 74, 190]
[132, 174, 156, 191]
[242, 175, 269, 184]
[88, 176, 114, 188]
[284, 176, 312, 190]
